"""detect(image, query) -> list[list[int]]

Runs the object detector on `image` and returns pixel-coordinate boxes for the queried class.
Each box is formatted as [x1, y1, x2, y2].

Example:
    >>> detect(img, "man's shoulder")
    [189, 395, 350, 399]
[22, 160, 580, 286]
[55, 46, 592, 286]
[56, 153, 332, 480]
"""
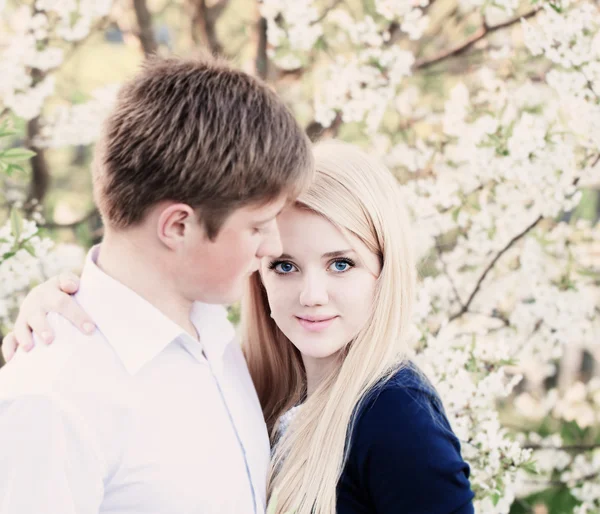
[0, 312, 122, 401]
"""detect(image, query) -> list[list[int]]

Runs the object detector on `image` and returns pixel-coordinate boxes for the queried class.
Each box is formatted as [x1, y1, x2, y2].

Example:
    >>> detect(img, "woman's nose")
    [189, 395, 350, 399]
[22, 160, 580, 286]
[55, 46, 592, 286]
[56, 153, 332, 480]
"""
[299, 274, 328, 307]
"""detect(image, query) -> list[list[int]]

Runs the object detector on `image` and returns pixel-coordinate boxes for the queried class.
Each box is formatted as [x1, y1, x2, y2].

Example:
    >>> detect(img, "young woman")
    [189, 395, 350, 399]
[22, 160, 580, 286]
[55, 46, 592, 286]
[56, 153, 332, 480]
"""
[3, 141, 474, 514]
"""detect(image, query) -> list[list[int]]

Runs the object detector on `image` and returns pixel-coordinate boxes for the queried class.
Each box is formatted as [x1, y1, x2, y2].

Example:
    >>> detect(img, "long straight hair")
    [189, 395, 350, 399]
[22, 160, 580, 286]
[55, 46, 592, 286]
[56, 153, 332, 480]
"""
[242, 140, 417, 513]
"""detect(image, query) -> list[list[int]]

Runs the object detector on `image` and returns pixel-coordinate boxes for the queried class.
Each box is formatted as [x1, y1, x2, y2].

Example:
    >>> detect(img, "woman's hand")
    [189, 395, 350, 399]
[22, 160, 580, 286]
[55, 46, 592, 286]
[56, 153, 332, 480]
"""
[1, 272, 96, 362]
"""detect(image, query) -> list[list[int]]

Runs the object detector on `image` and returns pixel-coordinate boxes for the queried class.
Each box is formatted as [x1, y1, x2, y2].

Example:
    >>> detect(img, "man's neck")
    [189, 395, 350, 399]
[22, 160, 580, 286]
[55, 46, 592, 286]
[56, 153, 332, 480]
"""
[96, 231, 199, 340]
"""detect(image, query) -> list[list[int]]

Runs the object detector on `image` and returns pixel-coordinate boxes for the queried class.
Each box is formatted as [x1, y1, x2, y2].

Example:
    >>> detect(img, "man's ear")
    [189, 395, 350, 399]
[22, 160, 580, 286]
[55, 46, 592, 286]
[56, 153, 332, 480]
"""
[156, 203, 197, 250]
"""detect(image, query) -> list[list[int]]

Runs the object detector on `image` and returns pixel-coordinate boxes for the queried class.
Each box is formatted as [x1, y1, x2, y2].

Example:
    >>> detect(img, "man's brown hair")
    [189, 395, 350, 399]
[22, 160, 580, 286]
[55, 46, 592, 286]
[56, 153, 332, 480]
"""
[93, 55, 313, 239]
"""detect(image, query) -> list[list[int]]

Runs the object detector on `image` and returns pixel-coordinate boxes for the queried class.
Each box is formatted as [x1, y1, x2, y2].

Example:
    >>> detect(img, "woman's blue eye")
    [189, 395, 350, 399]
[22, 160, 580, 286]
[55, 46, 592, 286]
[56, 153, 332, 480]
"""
[329, 260, 351, 272]
[275, 262, 296, 273]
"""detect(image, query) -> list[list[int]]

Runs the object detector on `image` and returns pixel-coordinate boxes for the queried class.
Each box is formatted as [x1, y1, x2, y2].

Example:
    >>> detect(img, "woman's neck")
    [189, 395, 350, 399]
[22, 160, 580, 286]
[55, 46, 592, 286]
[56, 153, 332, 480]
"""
[302, 351, 342, 397]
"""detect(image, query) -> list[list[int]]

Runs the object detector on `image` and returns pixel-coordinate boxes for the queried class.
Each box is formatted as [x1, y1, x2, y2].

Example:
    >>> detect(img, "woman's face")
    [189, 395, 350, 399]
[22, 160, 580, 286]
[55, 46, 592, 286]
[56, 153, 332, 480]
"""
[260, 205, 381, 365]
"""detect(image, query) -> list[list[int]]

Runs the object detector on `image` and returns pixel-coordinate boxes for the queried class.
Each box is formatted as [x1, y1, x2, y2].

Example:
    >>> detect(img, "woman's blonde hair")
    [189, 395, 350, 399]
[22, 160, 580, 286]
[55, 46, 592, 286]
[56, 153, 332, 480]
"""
[242, 140, 416, 513]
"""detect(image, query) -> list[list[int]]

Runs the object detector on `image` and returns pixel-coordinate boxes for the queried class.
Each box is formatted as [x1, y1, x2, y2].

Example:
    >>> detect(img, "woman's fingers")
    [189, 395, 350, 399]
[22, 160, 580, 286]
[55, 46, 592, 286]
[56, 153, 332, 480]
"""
[0, 274, 95, 363]
[10, 275, 95, 354]
[47, 291, 95, 335]
[13, 319, 35, 352]
[1, 332, 18, 362]
[26, 312, 56, 345]
[57, 272, 81, 294]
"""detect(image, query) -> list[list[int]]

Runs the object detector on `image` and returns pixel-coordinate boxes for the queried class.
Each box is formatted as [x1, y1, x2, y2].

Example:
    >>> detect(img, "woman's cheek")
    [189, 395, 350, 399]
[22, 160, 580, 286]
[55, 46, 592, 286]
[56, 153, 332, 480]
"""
[265, 283, 292, 321]
[341, 276, 377, 321]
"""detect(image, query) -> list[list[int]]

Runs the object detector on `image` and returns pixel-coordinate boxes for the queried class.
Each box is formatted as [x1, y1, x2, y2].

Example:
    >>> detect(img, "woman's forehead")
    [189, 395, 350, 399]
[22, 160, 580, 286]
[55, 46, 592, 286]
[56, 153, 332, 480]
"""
[278, 207, 347, 248]
[277, 207, 380, 274]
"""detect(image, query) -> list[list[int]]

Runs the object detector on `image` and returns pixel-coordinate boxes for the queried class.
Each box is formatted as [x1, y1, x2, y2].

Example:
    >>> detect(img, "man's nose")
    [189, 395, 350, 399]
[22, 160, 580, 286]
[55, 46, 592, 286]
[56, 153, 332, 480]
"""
[256, 222, 283, 259]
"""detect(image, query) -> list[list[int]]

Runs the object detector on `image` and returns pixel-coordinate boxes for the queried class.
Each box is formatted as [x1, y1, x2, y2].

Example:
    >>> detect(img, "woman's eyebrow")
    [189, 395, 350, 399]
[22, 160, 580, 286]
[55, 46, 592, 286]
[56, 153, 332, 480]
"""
[277, 250, 356, 260]
[322, 250, 354, 259]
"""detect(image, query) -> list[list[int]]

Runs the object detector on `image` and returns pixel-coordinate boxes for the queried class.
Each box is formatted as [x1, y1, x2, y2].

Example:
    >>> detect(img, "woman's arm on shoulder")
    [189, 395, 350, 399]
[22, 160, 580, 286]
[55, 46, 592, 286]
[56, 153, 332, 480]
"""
[351, 384, 475, 514]
[1, 272, 94, 362]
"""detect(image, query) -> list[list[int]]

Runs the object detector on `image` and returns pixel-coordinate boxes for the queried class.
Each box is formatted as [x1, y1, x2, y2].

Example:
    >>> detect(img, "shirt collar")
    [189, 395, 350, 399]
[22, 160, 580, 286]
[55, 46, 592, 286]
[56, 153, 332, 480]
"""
[75, 246, 235, 375]
[190, 302, 236, 375]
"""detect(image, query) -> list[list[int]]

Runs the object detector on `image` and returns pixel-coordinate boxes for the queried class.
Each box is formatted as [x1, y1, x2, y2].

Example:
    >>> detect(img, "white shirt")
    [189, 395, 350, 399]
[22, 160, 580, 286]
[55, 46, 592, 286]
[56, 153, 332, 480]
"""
[0, 246, 270, 514]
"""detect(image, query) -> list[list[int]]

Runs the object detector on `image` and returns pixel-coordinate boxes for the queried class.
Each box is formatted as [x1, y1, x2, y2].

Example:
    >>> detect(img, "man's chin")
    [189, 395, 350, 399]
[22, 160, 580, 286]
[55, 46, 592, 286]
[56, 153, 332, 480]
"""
[212, 285, 245, 306]
[192, 276, 252, 306]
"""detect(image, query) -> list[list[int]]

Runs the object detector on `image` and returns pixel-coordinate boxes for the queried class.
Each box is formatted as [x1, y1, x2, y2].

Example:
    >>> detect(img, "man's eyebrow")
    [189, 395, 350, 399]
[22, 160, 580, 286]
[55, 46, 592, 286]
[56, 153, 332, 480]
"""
[256, 207, 284, 225]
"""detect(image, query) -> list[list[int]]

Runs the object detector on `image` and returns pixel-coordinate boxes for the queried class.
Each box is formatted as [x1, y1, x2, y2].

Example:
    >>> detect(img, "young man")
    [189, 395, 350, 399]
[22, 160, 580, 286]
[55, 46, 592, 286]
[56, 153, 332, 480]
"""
[0, 55, 313, 513]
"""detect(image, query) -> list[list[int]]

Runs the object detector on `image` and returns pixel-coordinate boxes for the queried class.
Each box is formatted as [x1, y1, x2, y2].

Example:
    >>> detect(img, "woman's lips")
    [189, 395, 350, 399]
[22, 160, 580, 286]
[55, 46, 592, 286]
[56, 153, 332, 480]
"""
[295, 316, 338, 332]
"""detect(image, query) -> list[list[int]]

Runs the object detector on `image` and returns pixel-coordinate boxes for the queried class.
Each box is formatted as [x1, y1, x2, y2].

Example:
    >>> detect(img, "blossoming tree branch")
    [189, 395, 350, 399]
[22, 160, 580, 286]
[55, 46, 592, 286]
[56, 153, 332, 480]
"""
[0, 0, 599, 512]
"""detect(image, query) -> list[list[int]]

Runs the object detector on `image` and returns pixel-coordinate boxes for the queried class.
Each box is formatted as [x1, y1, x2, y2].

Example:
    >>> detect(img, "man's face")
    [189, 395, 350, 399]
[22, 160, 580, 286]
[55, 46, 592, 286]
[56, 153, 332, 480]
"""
[177, 195, 288, 305]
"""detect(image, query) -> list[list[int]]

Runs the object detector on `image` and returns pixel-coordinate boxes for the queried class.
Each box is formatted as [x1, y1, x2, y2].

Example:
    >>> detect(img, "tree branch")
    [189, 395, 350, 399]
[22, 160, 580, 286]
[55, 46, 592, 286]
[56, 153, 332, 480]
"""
[525, 471, 600, 487]
[468, 309, 510, 326]
[255, 15, 268, 79]
[586, 153, 600, 170]
[211, 0, 230, 18]
[525, 442, 600, 451]
[436, 243, 466, 308]
[418, 183, 485, 222]
[414, 7, 541, 70]
[253, 13, 308, 82]
[305, 112, 343, 142]
[132, 0, 158, 57]
[412, 3, 456, 52]
[25, 5, 51, 210]
[448, 214, 544, 323]
[0, 332, 5, 367]
[26, 114, 50, 210]
[190, 0, 230, 55]
[312, 0, 343, 26]
[387, 0, 439, 47]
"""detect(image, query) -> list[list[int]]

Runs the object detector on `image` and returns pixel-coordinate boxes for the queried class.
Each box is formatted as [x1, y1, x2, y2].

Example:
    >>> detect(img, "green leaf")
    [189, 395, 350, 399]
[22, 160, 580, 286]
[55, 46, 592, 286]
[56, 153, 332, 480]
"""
[497, 358, 518, 367]
[521, 485, 578, 514]
[522, 460, 538, 475]
[10, 208, 23, 242]
[0, 118, 14, 138]
[561, 420, 588, 444]
[509, 498, 533, 514]
[0, 128, 17, 139]
[227, 303, 241, 325]
[549, 3, 563, 14]
[5, 163, 25, 176]
[466, 355, 478, 372]
[490, 492, 501, 506]
[22, 241, 36, 257]
[1, 148, 36, 161]
[362, 0, 377, 16]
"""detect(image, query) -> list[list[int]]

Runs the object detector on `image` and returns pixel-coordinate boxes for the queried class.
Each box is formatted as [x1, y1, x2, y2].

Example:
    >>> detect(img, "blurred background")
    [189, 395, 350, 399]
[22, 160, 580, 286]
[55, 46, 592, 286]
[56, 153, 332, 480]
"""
[1, 0, 599, 512]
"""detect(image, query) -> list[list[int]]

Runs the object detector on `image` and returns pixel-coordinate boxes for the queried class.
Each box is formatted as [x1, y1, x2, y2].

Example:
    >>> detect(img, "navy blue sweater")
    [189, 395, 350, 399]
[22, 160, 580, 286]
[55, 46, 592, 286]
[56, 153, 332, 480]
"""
[336, 365, 475, 513]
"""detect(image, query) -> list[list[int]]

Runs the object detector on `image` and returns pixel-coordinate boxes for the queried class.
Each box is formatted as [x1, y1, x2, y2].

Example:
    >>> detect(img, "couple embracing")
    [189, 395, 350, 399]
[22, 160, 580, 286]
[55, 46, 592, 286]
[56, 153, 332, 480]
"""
[0, 55, 474, 514]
